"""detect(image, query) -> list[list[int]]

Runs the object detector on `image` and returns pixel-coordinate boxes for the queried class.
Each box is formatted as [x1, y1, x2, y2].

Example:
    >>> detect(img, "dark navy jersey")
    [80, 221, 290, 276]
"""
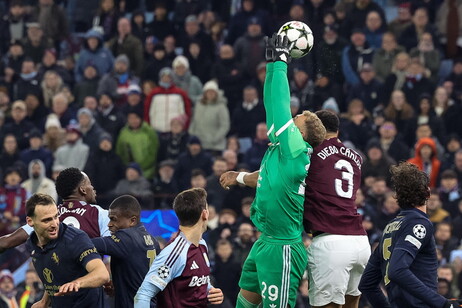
[27, 223, 104, 308]
[359, 208, 446, 308]
[92, 223, 160, 308]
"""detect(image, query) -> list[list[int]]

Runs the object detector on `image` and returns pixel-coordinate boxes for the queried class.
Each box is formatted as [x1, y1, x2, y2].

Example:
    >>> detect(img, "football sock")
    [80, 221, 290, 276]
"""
[236, 293, 260, 308]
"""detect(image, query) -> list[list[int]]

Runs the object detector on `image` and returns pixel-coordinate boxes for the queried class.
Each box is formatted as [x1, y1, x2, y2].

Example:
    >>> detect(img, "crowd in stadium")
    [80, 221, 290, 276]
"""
[0, 0, 461, 307]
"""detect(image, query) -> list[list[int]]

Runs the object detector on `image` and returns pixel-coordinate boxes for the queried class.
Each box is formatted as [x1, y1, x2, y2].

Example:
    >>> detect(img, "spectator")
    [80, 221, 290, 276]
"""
[190, 168, 207, 190]
[382, 51, 411, 103]
[53, 123, 89, 170]
[439, 169, 462, 219]
[116, 108, 159, 180]
[41, 70, 64, 108]
[388, 2, 413, 39]
[428, 189, 451, 225]
[441, 134, 461, 171]
[130, 10, 148, 43]
[229, 86, 265, 140]
[446, 59, 462, 103]
[186, 41, 212, 84]
[362, 141, 395, 187]
[233, 17, 265, 81]
[22, 22, 52, 65]
[14, 269, 44, 308]
[210, 44, 245, 112]
[232, 222, 256, 267]
[341, 28, 374, 87]
[152, 159, 178, 209]
[75, 28, 114, 83]
[73, 64, 100, 108]
[0, 134, 23, 178]
[364, 176, 389, 212]
[189, 80, 230, 154]
[163, 34, 178, 62]
[92, 0, 120, 41]
[19, 129, 53, 176]
[383, 89, 414, 133]
[364, 10, 385, 49]
[433, 86, 460, 137]
[13, 58, 41, 101]
[50, 92, 76, 128]
[223, 149, 238, 171]
[340, 99, 374, 151]
[0, 0, 28, 54]
[342, 0, 387, 37]
[2, 39, 26, 76]
[372, 32, 405, 82]
[370, 120, 410, 163]
[244, 123, 268, 171]
[157, 115, 189, 163]
[107, 17, 144, 76]
[2, 100, 36, 150]
[174, 136, 213, 191]
[290, 67, 315, 111]
[97, 54, 140, 107]
[24, 93, 48, 131]
[207, 208, 238, 249]
[0, 270, 19, 308]
[206, 157, 229, 210]
[21, 159, 57, 201]
[77, 107, 105, 152]
[401, 60, 435, 109]
[375, 192, 400, 230]
[408, 137, 441, 188]
[84, 133, 125, 207]
[37, 48, 72, 86]
[436, 0, 462, 59]
[346, 62, 383, 113]
[42, 114, 65, 153]
[121, 84, 144, 118]
[409, 32, 441, 85]
[95, 93, 125, 141]
[142, 43, 171, 84]
[30, 0, 68, 52]
[179, 15, 215, 62]
[315, 25, 347, 86]
[144, 67, 191, 133]
[212, 239, 241, 306]
[0, 167, 27, 236]
[113, 162, 154, 209]
[413, 124, 445, 162]
[171, 55, 203, 105]
[146, 3, 175, 41]
[398, 7, 439, 51]
[435, 222, 459, 263]
[452, 200, 462, 242]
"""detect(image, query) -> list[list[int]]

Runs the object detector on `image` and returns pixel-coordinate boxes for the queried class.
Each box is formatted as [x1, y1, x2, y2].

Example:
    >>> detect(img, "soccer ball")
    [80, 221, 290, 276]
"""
[277, 21, 314, 59]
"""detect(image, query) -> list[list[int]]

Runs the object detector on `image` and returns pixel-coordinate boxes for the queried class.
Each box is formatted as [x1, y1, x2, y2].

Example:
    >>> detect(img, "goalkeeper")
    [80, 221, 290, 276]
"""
[234, 34, 326, 308]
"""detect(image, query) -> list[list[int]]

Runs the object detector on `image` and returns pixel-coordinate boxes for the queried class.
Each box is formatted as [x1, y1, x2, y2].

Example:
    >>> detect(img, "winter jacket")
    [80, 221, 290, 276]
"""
[342, 44, 374, 86]
[53, 139, 89, 170]
[84, 148, 125, 194]
[407, 137, 441, 188]
[144, 85, 192, 133]
[106, 34, 144, 76]
[21, 159, 57, 201]
[116, 122, 159, 179]
[172, 71, 203, 105]
[75, 29, 114, 83]
[19, 146, 53, 178]
[372, 46, 405, 82]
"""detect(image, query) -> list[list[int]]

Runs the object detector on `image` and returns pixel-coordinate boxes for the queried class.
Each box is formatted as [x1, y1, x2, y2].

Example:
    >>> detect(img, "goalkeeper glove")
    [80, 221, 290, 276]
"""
[444, 299, 462, 308]
[264, 34, 276, 62]
[273, 34, 291, 64]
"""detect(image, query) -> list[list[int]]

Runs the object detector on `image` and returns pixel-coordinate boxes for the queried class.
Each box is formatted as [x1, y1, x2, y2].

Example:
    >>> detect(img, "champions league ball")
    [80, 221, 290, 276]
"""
[277, 21, 314, 59]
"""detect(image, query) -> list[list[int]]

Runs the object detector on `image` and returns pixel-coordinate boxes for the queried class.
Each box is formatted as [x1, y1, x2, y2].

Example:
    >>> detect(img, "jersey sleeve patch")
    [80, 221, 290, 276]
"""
[412, 224, 426, 239]
[405, 234, 422, 249]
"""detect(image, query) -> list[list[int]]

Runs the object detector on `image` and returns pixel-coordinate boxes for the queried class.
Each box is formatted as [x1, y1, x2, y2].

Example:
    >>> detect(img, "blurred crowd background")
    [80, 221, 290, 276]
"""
[0, 0, 461, 307]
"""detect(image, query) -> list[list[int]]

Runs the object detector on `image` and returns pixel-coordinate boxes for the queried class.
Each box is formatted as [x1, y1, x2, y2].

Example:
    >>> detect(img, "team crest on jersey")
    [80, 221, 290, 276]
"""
[68, 202, 73, 209]
[203, 252, 210, 267]
[157, 265, 170, 279]
[413, 224, 426, 239]
[52, 252, 59, 265]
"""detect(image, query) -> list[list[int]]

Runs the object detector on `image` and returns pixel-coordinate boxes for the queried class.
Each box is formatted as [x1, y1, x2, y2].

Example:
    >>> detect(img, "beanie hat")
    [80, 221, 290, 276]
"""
[172, 55, 189, 70]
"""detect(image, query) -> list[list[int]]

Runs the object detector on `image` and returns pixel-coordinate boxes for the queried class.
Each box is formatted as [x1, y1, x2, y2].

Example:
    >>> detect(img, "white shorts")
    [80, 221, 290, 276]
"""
[307, 234, 371, 306]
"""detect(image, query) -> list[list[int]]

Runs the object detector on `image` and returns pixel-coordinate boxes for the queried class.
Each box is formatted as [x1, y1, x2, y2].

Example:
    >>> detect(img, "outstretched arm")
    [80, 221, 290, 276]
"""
[0, 227, 29, 253]
[220, 171, 260, 189]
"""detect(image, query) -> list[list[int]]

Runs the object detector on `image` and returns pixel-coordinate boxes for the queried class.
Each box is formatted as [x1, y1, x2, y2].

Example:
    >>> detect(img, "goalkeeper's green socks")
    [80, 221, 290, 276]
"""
[236, 292, 260, 308]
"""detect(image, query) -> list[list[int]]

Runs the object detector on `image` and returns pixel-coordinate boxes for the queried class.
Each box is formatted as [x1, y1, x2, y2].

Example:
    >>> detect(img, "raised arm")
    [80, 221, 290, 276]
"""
[219, 171, 260, 189]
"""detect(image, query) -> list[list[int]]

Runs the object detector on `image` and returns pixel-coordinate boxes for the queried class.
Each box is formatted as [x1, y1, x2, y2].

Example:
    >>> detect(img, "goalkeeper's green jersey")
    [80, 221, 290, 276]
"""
[250, 61, 312, 241]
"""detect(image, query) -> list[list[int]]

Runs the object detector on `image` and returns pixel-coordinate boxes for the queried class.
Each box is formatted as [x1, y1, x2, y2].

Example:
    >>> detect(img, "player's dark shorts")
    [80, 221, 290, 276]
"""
[239, 234, 307, 308]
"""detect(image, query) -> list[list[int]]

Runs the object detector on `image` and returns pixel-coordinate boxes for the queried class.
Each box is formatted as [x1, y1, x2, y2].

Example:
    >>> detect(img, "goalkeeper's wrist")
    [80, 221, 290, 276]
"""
[236, 172, 249, 185]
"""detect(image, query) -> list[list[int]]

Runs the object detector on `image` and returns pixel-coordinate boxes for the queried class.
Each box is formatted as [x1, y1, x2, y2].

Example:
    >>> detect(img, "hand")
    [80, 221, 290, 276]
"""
[273, 34, 291, 63]
[264, 34, 276, 62]
[445, 299, 462, 308]
[103, 280, 115, 297]
[55, 281, 80, 296]
[208, 287, 224, 305]
[219, 171, 239, 189]
[31, 300, 47, 308]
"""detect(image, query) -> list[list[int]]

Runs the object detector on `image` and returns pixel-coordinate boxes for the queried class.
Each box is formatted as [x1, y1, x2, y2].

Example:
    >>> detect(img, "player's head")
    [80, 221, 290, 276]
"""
[294, 110, 326, 148]
[173, 188, 208, 231]
[55, 167, 96, 203]
[26, 193, 59, 244]
[315, 109, 339, 134]
[107, 195, 141, 234]
[390, 162, 430, 209]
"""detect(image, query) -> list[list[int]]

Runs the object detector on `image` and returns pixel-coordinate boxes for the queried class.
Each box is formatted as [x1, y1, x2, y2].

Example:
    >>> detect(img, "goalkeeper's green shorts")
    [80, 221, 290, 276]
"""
[239, 234, 307, 308]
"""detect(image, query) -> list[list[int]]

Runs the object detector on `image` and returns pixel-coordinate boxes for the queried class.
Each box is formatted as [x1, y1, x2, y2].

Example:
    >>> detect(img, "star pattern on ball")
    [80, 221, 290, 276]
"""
[157, 265, 170, 279]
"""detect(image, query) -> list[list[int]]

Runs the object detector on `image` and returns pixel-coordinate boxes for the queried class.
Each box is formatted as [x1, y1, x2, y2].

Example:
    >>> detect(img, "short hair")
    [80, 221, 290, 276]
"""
[390, 162, 430, 209]
[215, 238, 232, 249]
[191, 168, 206, 178]
[26, 193, 56, 217]
[173, 188, 207, 227]
[55, 167, 84, 199]
[109, 195, 141, 220]
[302, 110, 326, 148]
[315, 110, 339, 133]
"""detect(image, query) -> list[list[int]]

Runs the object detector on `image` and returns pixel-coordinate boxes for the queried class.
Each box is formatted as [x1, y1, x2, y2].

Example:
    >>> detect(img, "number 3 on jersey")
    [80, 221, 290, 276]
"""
[334, 159, 354, 198]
